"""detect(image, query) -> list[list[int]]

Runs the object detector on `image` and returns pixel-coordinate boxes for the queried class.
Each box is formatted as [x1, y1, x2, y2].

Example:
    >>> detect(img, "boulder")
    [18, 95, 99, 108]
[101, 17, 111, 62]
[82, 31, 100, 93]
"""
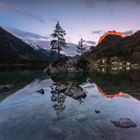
[44, 60, 83, 73]
[0, 84, 13, 92]
[55, 83, 68, 92]
[95, 109, 101, 114]
[111, 118, 137, 128]
[36, 88, 45, 94]
[65, 86, 86, 99]
[54, 83, 86, 100]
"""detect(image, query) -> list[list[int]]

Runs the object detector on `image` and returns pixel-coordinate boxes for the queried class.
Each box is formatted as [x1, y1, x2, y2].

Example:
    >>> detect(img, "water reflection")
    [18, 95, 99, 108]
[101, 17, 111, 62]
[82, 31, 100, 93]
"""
[97, 86, 128, 99]
[0, 69, 140, 102]
[0, 69, 140, 140]
[51, 86, 66, 119]
[0, 70, 46, 101]
[50, 82, 87, 118]
[50, 69, 140, 100]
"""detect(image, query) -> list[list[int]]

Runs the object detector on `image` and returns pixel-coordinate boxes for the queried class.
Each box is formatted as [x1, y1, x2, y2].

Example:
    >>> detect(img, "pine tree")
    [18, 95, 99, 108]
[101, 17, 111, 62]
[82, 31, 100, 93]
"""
[77, 38, 87, 72]
[50, 21, 67, 54]
[77, 38, 86, 55]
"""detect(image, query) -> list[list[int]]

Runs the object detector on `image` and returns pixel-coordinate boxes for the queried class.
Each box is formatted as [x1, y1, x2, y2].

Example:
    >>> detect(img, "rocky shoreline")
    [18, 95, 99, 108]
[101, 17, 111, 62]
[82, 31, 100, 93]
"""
[43, 58, 140, 74]
[43, 62, 83, 73]
[43, 56, 85, 73]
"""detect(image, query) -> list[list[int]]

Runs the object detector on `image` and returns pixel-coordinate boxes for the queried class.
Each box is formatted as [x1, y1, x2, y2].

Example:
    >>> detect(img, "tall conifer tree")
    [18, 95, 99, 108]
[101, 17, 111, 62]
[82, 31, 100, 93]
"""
[50, 21, 67, 54]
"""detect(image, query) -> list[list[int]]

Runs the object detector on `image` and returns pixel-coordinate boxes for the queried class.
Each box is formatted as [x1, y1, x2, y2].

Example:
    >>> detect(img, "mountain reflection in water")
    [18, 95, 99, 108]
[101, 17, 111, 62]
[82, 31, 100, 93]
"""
[97, 86, 129, 99]
[0, 69, 140, 140]
[50, 69, 140, 100]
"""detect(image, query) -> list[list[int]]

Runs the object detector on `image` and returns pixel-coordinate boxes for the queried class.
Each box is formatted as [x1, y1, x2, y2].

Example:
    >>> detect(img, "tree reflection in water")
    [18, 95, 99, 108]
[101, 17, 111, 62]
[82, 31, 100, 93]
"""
[50, 82, 86, 118]
[77, 97, 85, 104]
[51, 86, 66, 119]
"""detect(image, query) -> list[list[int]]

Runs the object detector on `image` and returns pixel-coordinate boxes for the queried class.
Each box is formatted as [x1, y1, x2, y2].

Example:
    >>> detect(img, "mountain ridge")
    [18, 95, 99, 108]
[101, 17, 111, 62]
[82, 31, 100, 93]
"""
[85, 30, 140, 64]
[0, 27, 64, 65]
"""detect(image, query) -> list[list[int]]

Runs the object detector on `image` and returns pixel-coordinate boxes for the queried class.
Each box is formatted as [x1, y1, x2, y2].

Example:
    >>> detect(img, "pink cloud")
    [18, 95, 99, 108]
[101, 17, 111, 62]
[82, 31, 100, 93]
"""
[0, 2, 45, 23]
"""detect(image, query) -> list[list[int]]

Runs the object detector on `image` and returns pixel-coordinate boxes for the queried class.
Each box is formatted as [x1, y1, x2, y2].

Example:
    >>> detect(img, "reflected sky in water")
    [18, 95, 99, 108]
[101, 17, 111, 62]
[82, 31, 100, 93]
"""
[0, 70, 140, 140]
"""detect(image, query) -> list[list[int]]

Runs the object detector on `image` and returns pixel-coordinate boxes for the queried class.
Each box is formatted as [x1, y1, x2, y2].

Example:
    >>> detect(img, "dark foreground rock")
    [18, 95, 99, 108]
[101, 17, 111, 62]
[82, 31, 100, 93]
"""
[0, 84, 13, 92]
[43, 57, 84, 73]
[55, 83, 68, 92]
[36, 88, 45, 94]
[111, 118, 137, 128]
[65, 85, 86, 99]
[95, 109, 101, 114]
[51, 83, 87, 100]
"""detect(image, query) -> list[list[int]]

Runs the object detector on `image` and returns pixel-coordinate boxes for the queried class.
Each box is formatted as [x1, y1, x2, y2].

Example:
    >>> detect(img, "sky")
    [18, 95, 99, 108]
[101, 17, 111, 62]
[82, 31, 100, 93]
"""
[0, 0, 140, 45]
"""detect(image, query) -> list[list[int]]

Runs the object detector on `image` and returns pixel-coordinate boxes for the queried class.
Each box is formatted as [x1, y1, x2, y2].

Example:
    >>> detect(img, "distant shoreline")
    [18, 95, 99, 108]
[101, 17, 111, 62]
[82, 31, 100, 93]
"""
[0, 64, 48, 69]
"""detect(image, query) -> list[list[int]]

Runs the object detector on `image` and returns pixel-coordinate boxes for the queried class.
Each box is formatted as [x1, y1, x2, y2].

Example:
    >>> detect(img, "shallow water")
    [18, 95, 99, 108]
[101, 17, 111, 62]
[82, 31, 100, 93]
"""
[0, 70, 140, 140]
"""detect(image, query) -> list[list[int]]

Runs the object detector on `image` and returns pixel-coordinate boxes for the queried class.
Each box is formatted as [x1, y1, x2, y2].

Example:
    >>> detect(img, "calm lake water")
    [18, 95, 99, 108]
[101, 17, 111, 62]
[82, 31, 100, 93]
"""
[0, 69, 140, 140]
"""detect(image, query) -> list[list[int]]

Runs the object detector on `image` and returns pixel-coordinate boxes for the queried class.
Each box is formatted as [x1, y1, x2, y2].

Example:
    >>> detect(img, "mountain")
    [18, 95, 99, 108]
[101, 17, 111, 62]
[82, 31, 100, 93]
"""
[34, 41, 79, 56]
[0, 27, 64, 64]
[33, 41, 92, 56]
[86, 30, 140, 64]
[98, 30, 126, 44]
[5, 27, 93, 57]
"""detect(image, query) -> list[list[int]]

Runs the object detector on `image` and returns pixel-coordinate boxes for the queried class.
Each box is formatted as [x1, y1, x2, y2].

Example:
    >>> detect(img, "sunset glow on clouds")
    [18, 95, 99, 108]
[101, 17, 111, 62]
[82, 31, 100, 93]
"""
[0, 0, 140, 45]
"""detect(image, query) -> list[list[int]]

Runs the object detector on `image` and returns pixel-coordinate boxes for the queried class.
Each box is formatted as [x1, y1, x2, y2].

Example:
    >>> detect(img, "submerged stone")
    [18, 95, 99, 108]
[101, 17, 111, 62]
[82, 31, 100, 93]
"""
[47, 126, 65, 140]
[72, 114, 87, 122]
[111, 118, 137, 128]
[95, 109, 101, 114]
[55, 83, 68, 92]
[36, 88, 45, 94]
[54, 83, 87, 100]
[65, 86, 85, 99]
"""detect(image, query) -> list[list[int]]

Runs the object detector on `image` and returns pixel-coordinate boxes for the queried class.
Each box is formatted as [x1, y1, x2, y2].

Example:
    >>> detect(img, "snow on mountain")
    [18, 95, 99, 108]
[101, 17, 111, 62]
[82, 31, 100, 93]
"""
[23, 40, 41, 50]
[33, 40, 93, 56]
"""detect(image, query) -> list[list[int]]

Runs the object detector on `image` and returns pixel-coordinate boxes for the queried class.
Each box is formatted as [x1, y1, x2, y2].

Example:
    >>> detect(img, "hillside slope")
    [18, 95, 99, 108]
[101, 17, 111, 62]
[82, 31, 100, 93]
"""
[86, 31, 140, 64]
[0, 27, 64, 64]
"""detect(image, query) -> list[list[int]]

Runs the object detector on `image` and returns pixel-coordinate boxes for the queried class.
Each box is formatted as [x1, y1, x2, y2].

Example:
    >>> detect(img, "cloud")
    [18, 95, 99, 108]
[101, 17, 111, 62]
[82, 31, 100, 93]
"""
[5, 27, 48, 40]
[91, 30, 103, 34]
[83, 0, 140, 9]
[83, 0, 95, 9]
[109, 9, 115, 15]
[85, 40, 96, 45]
[134, 0, 140, 4]
[49, 17, 59, 22]
[0, 2, 45, 23]
[83, 0, 117, 9]
[123, 30, 134, 35]
[35, 40, 50, 49]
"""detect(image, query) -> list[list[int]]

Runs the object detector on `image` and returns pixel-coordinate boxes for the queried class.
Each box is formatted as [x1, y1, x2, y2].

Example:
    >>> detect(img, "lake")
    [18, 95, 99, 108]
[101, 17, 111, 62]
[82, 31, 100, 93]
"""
[0, 69, 140, 140]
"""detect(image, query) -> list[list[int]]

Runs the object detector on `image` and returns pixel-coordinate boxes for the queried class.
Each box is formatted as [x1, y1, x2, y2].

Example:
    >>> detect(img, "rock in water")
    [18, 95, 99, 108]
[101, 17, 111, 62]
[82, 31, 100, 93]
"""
[95, 109, 101, 114]
[55, 83, 68, 92]
[54, 83, 87, 100]
[36, 88, 45, 95]
[111, 118, 137, 128]
[65, 86, 86, 99]
[45, 60, 84, 73]
[72, 114, 87, 122]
